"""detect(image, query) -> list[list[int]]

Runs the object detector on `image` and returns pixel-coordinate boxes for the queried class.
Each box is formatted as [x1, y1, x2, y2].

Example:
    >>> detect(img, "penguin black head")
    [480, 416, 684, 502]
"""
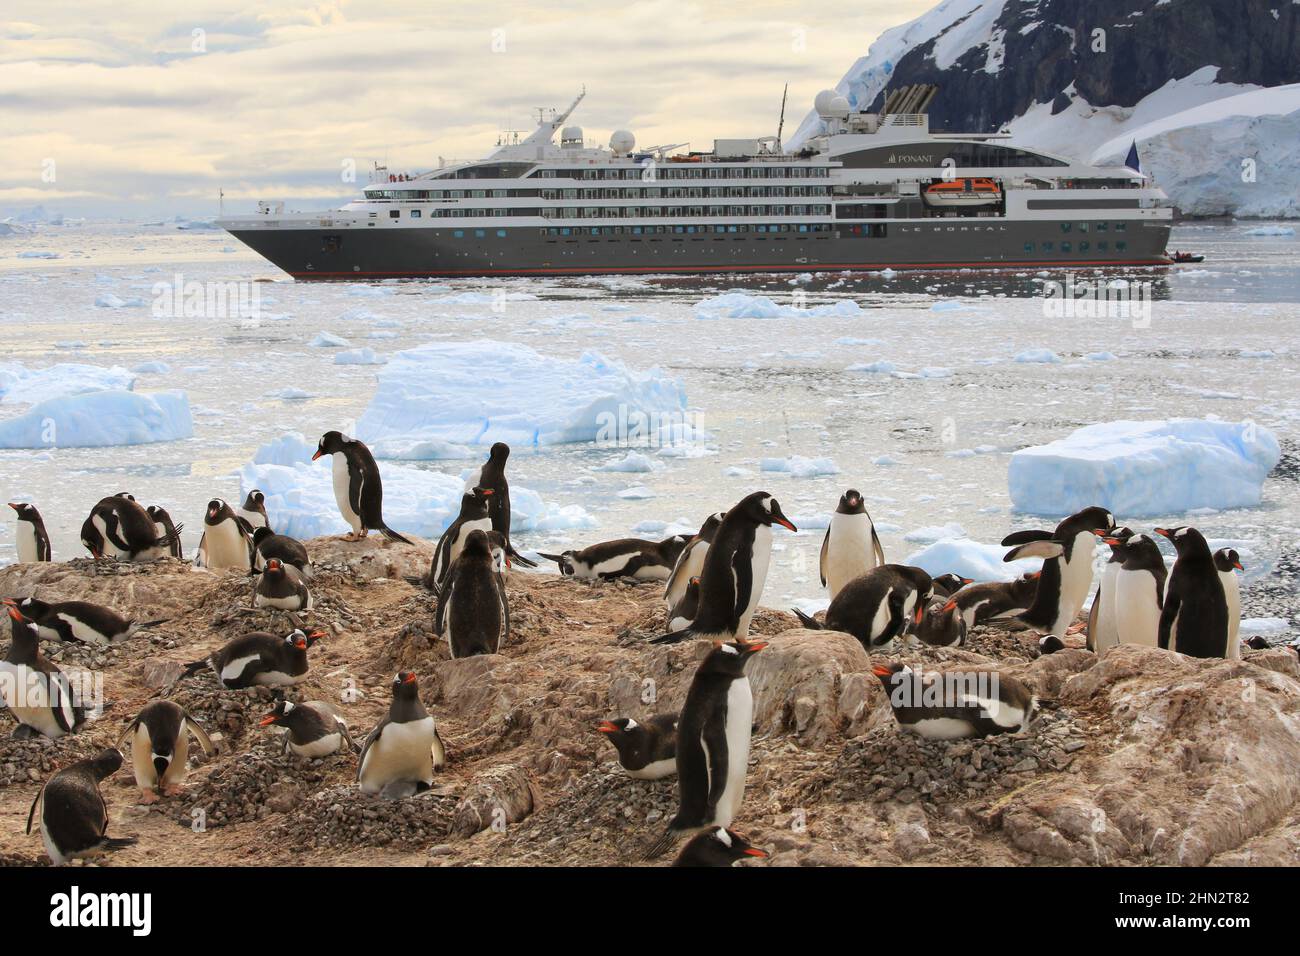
[5, 596, 49, 620]
[264, 557, 286, 575]
[1093, 525, 1134, 556]
[596, 717, 651, 761]
[205, 498, 233, 525]
[259, 698, 298, 729]
[7, 502, 40, 521]
[701, 640, 766, 677]
[461, 529, 495, 562]
[1153, 525, 1210, 556]
[871, 661, 909, 688]
[932, 573, 973, 596]
[244, 489, 266, 508]
[1213, 548, 1244, 573]
[6, 603, 39, 640]
[673, 826, 769, 867]
[836, 489, 866, 515]
[115, 492, 136, 501]
[313, 431, 347, 460]
[1063, 506, 1115, 538]
[285, 628, 325, 652]
[251, 526, 273, 546]
[87, 748, 125, 781]
[488, 442, 510, 463]
[539, 550, 578, 575]
[392, 670, 420, 699]
[737, 492, 797, 532]
[81, 515, 105, 558]
[146, 504, 169, 521]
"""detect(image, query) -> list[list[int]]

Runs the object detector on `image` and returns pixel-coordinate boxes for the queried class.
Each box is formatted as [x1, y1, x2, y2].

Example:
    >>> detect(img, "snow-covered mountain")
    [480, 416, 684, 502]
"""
[791, 0, 1300, 217]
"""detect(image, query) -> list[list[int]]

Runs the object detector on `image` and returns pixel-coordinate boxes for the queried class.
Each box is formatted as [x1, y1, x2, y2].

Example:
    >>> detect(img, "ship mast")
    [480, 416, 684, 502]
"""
[523, 87, 587, 146]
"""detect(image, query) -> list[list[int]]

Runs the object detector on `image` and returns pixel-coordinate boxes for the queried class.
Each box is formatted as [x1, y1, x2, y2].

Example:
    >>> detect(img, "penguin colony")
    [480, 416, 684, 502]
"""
[0, 431, 1269, 868]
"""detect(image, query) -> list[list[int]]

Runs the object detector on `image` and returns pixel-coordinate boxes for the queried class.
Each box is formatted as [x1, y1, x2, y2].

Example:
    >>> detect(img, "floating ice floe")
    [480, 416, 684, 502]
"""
[618, 485, 657, 500]
[0, 362, 136, 405]
[335, 348, 387, 365]
[94, 293, 145, 309]
[310, 331, 350, 348]
[0, 390, 192, 449]
[903, 522, 967, 544]
[1008, 418, 1281, 517]
[240, 432, 594, 540]
[595, 451, 664, 473]
[1239, 618, 1291, 635]
[760, 455, 840, 478]
[131, 361, 171, 374]
[354, 341, 687, 453]
[847, 360, 898, 375]
[1242, 225, 1295, 237]
[1014, 348, 1062, 364]
[905, 537, 1042, 583]
[694, 292, 861, 320]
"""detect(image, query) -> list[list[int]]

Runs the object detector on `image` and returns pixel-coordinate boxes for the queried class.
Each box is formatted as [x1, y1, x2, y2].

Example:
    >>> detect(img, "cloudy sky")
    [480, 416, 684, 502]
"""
[1, 1, 931, 219]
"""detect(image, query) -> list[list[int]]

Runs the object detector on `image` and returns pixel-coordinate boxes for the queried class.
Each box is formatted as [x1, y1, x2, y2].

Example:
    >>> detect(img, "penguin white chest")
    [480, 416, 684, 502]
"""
[332, 455, 362, 532]
[665, 541, 707, 609]
[825, 513, 879, 598]
[204, 520, 248, 570]
[715, 677, 753, 827]
[1053, 532, 1099, 634]
[1114, 570, 1161, 647]
[16, 521, 39, 563]
[1093, 563, 1122, 652]
[1219, 571, 1241, 659]
[736, 525, 772, 637]
[359, 716, 436, 793]
[0, 662, 72, 737]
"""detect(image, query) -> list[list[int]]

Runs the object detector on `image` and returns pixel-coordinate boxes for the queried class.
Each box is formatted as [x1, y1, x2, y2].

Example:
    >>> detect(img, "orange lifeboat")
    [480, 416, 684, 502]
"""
[923, 177, 1002, 207]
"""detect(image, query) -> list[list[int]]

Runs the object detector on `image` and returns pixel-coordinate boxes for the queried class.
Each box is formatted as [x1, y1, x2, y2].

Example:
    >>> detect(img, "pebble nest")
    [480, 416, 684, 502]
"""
[174, 739, 336, 830]
[270, 785, 459, 851]
[798, 706, 1087, 807]
[168, 680, 279, 746]
[0, 730, 114, 788]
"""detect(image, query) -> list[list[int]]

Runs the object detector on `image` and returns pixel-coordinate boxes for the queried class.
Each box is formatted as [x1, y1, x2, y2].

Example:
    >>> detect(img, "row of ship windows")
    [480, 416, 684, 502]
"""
[444, 224, 840, 239]
[1025, 240, 1127, 252]
[1062, 221, 1126, 232]
[386, 205, 832, 220]
[529, 166, 832, 180]
[366, 185, 833, 200]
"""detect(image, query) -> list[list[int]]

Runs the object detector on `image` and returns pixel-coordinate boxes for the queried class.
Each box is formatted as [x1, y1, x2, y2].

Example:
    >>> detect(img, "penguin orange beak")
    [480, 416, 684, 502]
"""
[913, 605, 924, 626]
[6, 605, 23, 622]
[293, 637, 307, 650]
[689, 576, 701, 585]
[942, 599, 957, 613]
[743, 641, 768, 653]
[6, 502, 18, 511]
[871, 664, 893, 678]
[1, 597, 15, 607]
[775, 517, 797, 532]
[1029, 571, 1042, 580]
[1100, 536, 1122, 546]
[311, 450, 323, 460]
[596, 721, 619, 734]
[1090, 528, 1110, 536]
[1153, 527, 1172, 539]
[402, 672, 418, 684]
[259, 714, 279, 727]
[960, 577, 973, 585]
[1233, 561, 1244, 571]
[743, 847, 768, 858]
[481, 488, 494, 496]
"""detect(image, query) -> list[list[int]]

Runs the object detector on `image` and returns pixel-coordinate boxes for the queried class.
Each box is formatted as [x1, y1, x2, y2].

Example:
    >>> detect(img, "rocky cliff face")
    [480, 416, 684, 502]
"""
[2, 536, 1299, 867]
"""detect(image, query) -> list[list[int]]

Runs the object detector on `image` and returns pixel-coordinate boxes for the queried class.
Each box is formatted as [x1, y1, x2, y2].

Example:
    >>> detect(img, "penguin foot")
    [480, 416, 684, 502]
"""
[138, 789, 160, 805]
[163, 784, 186, 798]
[10, 724, 36, 740]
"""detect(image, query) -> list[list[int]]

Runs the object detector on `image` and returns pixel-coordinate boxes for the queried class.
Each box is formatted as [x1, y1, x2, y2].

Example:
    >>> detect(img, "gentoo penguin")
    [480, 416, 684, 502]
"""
[260, 699, 358, 758]
[931, 573, 973, 599]
[646, 640, 766, 858]
[872, 662, 1037, 739]
[313, 431, 411, 544]
[596, 713, 678, 779]
[435, 530, 509, 657]
[357, 671, 447, 797]
[8, 502, 51, 562]
[2, 595, 165, 645]
[672, 827, 768, 867]
[195, 498, 253, 570]
[428, 487, 494, 591]
[254, 558, 313, 612]
[251, 526, 311, 577]
[1086, 526, 1134, 653]
[911, 600, 966, 647]
[181, 628, 324, 689]
[663, 512, 726, 614]
[651, 492, 797, 645]
[1002, 505, 1115, 646]
[80, 512, 108, 559]
[820, 488, 885, 600]
[26, 749, 135, 866]
[237, 489, 270, 533]
[1110, 532, 1168, 648]
[116, 700, 215, 802]
[464, 441, 534, 568]
[540, 534, 689, 583]
[792, 564, 934, 652]
[668, 576, 701, 631]
[941, 572, 1041, 632]
[1213, 548, 1243, 661]
[86, 493, 182, 562]
[1, 604, 84, 738]
[146, 504, 185, 559]
[1155, 526, 1229, 658]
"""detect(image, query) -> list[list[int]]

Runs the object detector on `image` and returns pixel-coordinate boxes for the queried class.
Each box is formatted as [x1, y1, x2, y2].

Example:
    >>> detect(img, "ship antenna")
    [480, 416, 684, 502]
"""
[776, 83, 788, 152]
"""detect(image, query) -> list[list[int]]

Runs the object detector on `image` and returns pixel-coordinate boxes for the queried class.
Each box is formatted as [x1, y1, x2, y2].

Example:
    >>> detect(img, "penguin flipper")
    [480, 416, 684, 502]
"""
[536, 552, 566, 565]
[818, 527, 829, 587]
[101, 836, 138, 854]
[497, 574, 511, 649]
[339, 719, 361, 755]
[434, 575, 452, 637]
[184, 714, 217, 756]
[115, 718, 141, 754]
[431, 725, 447, 771]
[25, 782, 45, 836]
[1004, 540, 1064, 562]
[792, 608, 824, 630]
[643, 825, 680, 861]
[505, 545, 536, 569]
[731, 549, 753, 627]
[870, 521, 886, 567]
[1085, 588, 1100, 652]
[1158, 592, 1179, 651]
[1001, 529, 1054, 547]
[648, 627, 693, 645]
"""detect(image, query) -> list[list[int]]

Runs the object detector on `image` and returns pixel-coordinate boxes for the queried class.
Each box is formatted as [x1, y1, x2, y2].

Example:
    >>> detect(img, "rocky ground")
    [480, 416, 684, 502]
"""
[1, 536, 1298, 868]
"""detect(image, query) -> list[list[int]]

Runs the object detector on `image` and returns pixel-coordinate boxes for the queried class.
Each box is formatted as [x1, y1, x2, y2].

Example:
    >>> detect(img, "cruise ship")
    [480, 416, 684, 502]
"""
[218, 86, 1173, 278]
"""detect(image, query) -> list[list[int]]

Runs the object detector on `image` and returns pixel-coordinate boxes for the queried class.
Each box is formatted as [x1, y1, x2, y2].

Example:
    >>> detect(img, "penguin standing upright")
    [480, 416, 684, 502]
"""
[3, 596, 165, 646]
[1110, 532, 1167, 648]
[1, 604, 84, 738]
[435, 530, 509, 657]
[195, 498, 253, 570]
[465, 441, 533, 567]
[1087, 526, 1134, 653]
[182, 628, 323, 689]
[116, 700, 215, 802]
[596, 713, 678, 779]
[1002, 506, 1115, 649]
[251, 526, 312, 576]
[1213, 548, 1244, 660]
[792, 564, 934, 652]
[357, 671, 446, 797]
[254, 558, 313, 612]
[820, 488, 885, 600]
[313, 431, 411, 544]
[1156, 526, 1229, 658]
[27, 749, 135, 866]
[646, 640, 766, 858]
[8, 502, 51, 562]
[260, 699, 358, 757]
[672, 827, 768, 867]
[237, 489, 270, 533]
[146, 505, 185, 559]
[872, 663, 1037, 739]
[651, 492, 797, 645]
[427, 487, 494, 590]
[663, 512, 726, 614]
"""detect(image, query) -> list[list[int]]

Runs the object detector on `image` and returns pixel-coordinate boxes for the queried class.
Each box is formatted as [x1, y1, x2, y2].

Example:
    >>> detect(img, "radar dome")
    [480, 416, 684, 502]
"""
[828, 96, 851, 118]
[561, 125, 584, 147]
[814, 90, 838, 117]
[609, 129, 636, 154]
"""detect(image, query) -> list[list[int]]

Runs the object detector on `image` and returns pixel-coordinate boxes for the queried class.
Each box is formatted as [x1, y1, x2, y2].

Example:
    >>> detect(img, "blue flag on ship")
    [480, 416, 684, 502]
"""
[1125, 140, 1140, 174]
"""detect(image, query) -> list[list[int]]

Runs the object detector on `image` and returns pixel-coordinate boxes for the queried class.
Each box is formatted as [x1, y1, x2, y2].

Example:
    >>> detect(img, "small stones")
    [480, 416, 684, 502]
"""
[271, 785, 458, 850]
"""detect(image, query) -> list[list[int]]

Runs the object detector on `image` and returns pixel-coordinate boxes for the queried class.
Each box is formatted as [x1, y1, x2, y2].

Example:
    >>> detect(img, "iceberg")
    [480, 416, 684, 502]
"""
[0, 362, 136, 405]
[240, 432, 595, 540]
[1008, 419, 1281, 518]
[760, 456, 840, 478]
[695, 292, 862, 320]
[0, 390, 192, 449]
[905, 538, 1043, 583]
[334, 348, 387, 365]
[354, 341, 687, 452]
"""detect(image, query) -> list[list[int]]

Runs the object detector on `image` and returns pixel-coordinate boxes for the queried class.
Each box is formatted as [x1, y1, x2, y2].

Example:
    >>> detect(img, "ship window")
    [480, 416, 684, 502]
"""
[475, 229, 486, 238]
[1023, 242, 1034, 253]
[1079, 241, 1090, 252]
[453, 230, 464, 238]
[1042, 241, 1053, 251]
[1097, 240, 1108, 251]
[1059, 222, 1071, 233]
[389, 210, 400, 218]
[1060, 241, 1072, 252]
[1116, 241, 1127, 251]
[496, 229, 507, 237]
[410, 209, 421, 218]
[1115, 222, 1127, 232]
[1096, 222, 1108, 232]
[1078, 222, 1088, 233]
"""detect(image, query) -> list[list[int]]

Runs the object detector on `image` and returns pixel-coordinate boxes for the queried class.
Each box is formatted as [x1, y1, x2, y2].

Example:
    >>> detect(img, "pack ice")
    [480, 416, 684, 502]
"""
[354, 341, 687, 454]
[1009, 419, 1280, 518]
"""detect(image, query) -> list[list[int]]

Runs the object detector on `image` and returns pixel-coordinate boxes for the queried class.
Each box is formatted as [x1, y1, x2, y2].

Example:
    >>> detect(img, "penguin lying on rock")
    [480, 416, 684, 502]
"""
[539, 534, 689, 583]
[872, 662, 1037, 739]
[261, 699, 358, 758]
[597, 714, 678, 779]
[182, 628, 324, 689]
[793, 564, 933, 652]
[672, 827, 768, 867]
[3, 596, 166, 645]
